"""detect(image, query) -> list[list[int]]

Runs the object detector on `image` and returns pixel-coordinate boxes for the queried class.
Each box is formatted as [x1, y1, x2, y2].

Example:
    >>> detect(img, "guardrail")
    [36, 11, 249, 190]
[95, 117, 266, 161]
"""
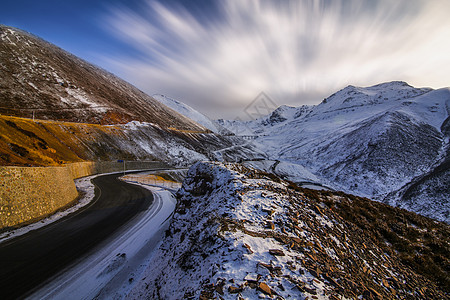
[121, 174, 182, 190]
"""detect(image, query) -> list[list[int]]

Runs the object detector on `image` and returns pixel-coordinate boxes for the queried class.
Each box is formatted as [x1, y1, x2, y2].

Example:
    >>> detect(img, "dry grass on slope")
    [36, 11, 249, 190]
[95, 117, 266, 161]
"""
[237, 166, 448, 298]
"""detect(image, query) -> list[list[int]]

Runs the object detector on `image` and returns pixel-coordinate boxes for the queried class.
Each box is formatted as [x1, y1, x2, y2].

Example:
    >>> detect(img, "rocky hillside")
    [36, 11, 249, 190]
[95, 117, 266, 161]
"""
[0, 115, 264, 167]
[129, 162, 449, 299]
[0, 25, 204, 129]
[0, 25, 268, 167]
[219, 82, 450, 222]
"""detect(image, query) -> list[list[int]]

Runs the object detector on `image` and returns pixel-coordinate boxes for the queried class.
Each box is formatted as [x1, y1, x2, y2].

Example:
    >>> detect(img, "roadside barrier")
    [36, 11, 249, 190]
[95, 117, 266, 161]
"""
[0, 161, 171, 231]
[121, 174, 182, 190]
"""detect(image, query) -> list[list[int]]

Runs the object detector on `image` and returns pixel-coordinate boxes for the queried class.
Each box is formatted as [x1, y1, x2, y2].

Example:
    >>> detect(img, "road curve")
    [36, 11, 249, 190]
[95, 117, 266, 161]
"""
[32, 183, 177, 299]
[0, 172, 153, 300]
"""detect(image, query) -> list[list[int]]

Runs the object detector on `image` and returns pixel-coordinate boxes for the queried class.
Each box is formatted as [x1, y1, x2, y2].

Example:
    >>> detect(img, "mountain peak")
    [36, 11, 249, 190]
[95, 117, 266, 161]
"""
[370, 80, 412, 88]
[342, 81, 412, 91]
[318, 81, 432, 111]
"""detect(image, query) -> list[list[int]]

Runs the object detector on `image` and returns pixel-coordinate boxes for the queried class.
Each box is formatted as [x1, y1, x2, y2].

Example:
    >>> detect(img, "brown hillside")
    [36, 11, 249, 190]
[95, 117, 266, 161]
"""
[0, 25, 206, 130]
[0, 115, 263, 167]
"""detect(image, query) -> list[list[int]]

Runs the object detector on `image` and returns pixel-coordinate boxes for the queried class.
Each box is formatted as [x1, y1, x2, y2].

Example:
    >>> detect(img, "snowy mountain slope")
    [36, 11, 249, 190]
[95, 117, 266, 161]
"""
[312, 81, 432, 117]
[0, 25, 205, 130]
[0, 25, 270, 168]
[259, 105, 310, 127]
[216, 104, 313, 136]
[392, 158, 450, 223]
[219, 82, 450, 222]
[386, 114, 450, 222]
[0, 114, 266, 167]
[308, 111, 442, 196]
[243, 160, 321, 184]
[152, 94, 231, 134]
[129, 162, 449, 299]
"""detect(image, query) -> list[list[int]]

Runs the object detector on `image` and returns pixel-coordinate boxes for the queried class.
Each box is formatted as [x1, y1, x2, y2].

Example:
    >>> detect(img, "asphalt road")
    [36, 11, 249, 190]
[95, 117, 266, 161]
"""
[0, 173, 153, 300]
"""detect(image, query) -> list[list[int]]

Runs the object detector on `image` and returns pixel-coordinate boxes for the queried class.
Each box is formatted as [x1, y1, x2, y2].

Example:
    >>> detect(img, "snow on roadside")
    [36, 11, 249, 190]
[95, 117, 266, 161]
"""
[0, 175, 96, 244]
[31, 179, 177, 300]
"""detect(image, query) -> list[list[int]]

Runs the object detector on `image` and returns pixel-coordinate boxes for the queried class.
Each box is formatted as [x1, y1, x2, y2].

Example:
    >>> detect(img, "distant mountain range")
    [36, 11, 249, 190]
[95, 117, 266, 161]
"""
[146, 80, 450, 223]
[217, 81, 450, 222]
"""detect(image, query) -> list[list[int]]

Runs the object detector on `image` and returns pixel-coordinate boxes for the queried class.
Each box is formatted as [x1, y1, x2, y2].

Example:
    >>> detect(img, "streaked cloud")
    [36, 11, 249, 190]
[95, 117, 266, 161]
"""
[102, 0, 450, 119]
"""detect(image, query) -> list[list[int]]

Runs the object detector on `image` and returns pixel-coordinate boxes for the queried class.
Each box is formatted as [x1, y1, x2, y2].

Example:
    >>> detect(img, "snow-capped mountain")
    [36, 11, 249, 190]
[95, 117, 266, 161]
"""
[219, 81, 450, 222]
[216, 104, 313, 136]
[152, 94, 232, 134]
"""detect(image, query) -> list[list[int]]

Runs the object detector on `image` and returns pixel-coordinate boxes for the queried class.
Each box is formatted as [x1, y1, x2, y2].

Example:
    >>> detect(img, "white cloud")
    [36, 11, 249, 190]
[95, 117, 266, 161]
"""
[102, 0, 450, 119]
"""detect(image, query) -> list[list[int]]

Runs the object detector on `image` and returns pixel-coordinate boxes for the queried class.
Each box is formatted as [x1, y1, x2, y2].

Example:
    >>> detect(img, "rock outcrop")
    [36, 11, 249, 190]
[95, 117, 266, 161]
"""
[129, 162, 449, 299]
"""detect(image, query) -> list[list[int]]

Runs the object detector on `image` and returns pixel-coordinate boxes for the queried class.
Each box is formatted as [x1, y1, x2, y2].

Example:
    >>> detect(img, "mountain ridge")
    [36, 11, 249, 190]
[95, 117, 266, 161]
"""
[0, 25, 206, 130]
[152, 94, 232, 134]
[217, 81, 450, 222]
[0, 25, 267, 167]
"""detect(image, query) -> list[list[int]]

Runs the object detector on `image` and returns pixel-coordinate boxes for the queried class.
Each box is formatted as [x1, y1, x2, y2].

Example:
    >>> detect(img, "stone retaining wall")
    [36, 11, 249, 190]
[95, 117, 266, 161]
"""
[66, 162, 96, 179]
[0, 165, 78, 229]
[0, 161, 169, 230]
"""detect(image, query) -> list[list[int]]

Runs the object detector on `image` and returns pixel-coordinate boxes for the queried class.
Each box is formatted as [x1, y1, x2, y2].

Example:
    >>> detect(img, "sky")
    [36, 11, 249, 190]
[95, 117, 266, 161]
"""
[2, 0, 450, 119]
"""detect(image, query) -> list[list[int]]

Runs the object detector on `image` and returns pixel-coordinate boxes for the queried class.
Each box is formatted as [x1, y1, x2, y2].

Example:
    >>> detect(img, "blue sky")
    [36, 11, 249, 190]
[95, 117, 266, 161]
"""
[1, 1, 143, 62]
[2, 0, 450, 119]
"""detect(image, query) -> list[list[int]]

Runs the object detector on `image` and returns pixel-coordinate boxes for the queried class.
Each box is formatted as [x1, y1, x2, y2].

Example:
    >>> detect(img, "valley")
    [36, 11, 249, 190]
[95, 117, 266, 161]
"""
[0, 24, 449, 299]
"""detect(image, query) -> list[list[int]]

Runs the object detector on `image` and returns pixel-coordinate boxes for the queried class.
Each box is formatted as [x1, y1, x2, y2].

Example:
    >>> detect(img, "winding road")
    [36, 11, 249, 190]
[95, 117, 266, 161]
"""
[0, 172, 158, 299]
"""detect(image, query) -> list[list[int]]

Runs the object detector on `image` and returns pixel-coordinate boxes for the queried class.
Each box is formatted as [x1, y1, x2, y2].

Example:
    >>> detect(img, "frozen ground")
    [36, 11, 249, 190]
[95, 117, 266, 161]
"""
[128, 161, 449, 299]
[130, 161, 333, 299]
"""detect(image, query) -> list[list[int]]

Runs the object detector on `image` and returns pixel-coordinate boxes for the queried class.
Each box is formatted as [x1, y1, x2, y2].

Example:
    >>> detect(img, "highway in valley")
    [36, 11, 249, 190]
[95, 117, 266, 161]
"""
[0, 172, 156, 299]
